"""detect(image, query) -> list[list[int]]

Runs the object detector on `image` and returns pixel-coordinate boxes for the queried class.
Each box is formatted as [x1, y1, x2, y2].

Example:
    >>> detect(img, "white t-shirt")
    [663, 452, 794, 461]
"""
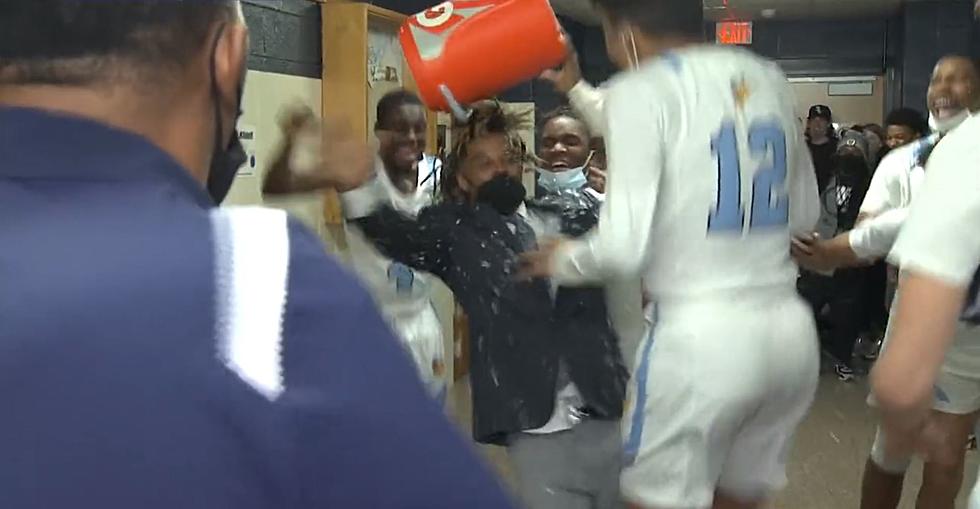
[890, 115, 980, 287]
[344, 162, 446, 396]
[847, 136, 933, 259]
[860, 139, 930, 217]
[345, 162, 440, 317]
[553, 45, 820, 301]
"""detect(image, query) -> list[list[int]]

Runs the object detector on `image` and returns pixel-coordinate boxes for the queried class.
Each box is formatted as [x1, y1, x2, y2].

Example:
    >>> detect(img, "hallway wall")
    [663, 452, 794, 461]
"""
[790, 77, 886, 127]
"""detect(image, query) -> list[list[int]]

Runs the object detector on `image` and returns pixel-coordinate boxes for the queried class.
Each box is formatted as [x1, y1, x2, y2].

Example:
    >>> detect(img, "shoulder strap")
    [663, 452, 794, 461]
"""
[210, 206, 291, 401]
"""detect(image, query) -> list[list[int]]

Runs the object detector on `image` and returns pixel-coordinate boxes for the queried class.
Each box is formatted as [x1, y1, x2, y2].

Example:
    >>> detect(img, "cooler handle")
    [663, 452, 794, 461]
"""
[439, 84, 472, 122]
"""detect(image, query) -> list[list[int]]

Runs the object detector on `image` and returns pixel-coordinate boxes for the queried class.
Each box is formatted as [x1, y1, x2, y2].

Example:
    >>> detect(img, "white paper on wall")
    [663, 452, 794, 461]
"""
[237, 124, 257, 177]
[368, 27, 404, 87]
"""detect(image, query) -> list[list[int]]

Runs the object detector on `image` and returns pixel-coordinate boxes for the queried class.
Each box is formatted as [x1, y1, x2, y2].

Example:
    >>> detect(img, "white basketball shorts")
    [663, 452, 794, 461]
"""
[621, 288, 819, 509]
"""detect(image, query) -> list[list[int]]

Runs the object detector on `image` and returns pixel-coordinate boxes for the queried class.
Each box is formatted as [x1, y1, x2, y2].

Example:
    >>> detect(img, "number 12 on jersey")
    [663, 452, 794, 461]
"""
[707, 120, 789, 234]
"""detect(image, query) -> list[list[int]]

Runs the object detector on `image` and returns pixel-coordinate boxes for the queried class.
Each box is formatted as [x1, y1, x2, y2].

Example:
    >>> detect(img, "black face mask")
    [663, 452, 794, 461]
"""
[836, 154, 868, 181]
[206, 27, 247, 205]
[476, 173, 526, 216]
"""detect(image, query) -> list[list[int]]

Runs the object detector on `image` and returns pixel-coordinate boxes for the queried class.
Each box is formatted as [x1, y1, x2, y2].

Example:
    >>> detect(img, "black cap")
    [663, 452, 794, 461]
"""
[808, 105, 832, 121]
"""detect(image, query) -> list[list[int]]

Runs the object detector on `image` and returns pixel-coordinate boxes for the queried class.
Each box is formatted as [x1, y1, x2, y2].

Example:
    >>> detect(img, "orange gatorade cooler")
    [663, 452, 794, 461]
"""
[399, 0, 566, 118]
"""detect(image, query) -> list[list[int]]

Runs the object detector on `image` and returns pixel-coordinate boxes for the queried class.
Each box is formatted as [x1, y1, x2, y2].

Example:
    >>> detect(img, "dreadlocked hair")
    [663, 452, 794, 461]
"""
[439, 100, 539, 202]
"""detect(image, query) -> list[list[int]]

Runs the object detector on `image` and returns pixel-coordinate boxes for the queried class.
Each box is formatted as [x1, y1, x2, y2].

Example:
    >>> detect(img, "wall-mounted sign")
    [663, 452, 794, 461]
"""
[236, 124, 257, 177]
[828, 81, 874, 96]
[716, 21, 753, 45]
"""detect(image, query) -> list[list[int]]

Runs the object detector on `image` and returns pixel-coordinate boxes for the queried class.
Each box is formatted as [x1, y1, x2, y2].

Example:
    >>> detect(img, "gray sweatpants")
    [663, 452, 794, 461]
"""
[507, 419, 623, 509]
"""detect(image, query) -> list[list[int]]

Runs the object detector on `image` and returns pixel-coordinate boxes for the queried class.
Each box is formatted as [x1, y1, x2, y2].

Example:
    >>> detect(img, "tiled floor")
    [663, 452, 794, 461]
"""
[449, 373, 980, 508]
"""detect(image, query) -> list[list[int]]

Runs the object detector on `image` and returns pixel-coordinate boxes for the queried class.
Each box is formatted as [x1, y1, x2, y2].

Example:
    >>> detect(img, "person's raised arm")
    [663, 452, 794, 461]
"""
[546, 78, 663, 284]
[857, 150, 907, 223]
[281, 221, 515, 509]
[341, 181, 453, 277]
[263, 109, 374, 195]
[539, 44, 606, 135]
[262, 112, 451, 276]
[848, 207, 909, 259]
[792, 207, 909, 273]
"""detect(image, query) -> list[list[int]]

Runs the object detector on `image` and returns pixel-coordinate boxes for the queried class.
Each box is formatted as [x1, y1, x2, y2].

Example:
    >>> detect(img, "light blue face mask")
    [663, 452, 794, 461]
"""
[537, 166, 588, 193]
[536, 151, 594, 194]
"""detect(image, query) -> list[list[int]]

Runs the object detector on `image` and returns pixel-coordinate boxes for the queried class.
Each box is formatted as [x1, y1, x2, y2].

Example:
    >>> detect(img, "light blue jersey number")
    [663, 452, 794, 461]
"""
[707, 120, 789, 234]
[388, 262, 415, 294]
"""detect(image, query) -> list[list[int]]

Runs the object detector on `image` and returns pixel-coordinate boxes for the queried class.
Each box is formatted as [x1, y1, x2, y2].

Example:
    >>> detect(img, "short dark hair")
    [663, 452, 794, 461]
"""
[374, 89, 424, 130]
[885, 108, 929, 136]
[0, 0, 236, 85]
[592, 0, 703, 40]
[539, 106, 592, 139]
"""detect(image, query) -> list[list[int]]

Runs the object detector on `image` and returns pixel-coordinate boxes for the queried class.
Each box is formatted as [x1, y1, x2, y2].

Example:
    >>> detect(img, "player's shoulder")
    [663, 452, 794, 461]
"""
[613, 46, 786, 95]
[927, 116, 980, 182]
[215, 206, 373, 307]
[604, 55, 687, 117]
[685, 45, 786, 79]
[940, 114, 980, 151]
[605, 61, 662, 98]
[208, 207, 383, 396]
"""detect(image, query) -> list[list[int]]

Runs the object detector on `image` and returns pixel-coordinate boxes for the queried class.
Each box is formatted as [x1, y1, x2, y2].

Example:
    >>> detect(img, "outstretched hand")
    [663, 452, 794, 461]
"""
[517, 238, 566, 280]
[791, 233, 836, 273]
[792, 232, 873, 272]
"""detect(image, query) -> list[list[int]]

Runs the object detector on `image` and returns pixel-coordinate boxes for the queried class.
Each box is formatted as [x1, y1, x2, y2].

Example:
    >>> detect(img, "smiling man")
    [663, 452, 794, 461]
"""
[873, 112, 980, 509]
[266, 90, 449, 402]
[535, 107, 595, 197]
[793, 56, 979, 272]
[884, 108, 929, 151]
[860, 12, 980, 509]
[271, 101, 629, 509]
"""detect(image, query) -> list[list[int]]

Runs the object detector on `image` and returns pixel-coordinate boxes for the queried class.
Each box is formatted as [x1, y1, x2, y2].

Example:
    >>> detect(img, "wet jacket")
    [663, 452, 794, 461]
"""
[346, 186, 628, 445]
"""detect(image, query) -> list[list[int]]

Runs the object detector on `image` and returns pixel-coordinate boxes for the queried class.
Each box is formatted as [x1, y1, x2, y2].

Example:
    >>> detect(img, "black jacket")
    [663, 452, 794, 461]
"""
[808, 138, 837, 192]
[352, 197, 628, 445]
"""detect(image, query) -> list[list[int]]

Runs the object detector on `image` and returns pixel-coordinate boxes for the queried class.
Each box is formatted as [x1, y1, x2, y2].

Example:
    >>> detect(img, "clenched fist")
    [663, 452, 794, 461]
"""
[264, 105, 375, 195]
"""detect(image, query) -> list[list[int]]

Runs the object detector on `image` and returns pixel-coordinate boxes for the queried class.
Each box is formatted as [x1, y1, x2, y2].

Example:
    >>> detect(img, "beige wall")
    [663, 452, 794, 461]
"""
[223, 70, 328, 240]
[790, 77, 885, 127]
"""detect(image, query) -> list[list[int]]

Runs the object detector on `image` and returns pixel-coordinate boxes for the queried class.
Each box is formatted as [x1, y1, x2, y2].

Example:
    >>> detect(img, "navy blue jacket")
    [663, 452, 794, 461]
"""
[0, 107, 515, 509]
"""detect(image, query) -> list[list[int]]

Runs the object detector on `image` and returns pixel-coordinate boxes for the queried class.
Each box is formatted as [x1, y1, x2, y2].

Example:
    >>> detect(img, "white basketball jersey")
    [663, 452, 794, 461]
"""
[344, 165, 446, 397]
[611, 46, 819, 300]
[345, 165, 440, 315]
